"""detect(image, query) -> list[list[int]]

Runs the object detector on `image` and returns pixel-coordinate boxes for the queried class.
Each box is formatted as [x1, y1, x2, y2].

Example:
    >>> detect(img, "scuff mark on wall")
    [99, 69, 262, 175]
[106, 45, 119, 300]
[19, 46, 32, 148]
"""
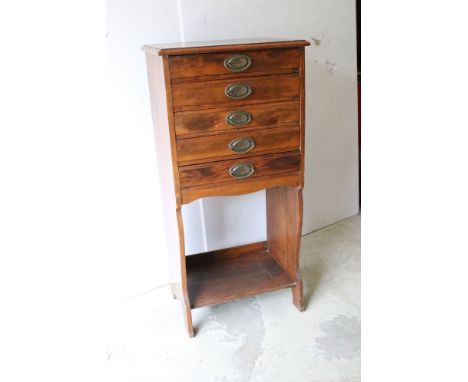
[326, 60, 338, 73]
[309, 36, 321, 46]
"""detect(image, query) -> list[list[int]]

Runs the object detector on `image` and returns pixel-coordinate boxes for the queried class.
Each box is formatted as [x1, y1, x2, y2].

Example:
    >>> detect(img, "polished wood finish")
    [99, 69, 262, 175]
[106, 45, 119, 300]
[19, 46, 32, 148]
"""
[179, 151, 301, 188]
[172, 73, 300, 111]
[187, 241, 296, 308]
[179, 151, 301, 203]
[177, 126, 300, 165]
[169, 48, 300, 80]
[144, 39, 309, 337]
[181, 174, 301, 205]
[174, 100, 300, 138]
[145, 54, 193, 336]
[143, 38, 310, 56]
[266, 186, 304, 311]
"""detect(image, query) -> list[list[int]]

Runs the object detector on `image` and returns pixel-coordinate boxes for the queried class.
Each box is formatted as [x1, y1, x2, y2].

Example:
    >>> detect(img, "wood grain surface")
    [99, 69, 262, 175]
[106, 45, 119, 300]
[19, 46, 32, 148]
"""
[143, 39, 310, 56]
[169, 48, 300, 80]
[186, 241, 296, 308]
[174, 100, 300, 137]
[176, 126, 300, 165]
[171, 73, 300, 111]
[178, 151, 301, 188]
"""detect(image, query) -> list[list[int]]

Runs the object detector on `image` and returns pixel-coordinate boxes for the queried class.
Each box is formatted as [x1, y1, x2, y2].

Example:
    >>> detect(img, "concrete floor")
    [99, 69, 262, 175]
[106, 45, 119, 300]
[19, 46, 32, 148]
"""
[107, 215, 360, 382]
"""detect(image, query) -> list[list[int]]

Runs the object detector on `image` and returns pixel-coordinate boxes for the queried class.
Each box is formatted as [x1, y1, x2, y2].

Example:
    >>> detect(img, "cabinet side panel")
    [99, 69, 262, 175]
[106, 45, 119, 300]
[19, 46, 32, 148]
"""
[266, 187, 303, 279]
[266, 49, 306, 281]
[299, 47, 306, 187]
[145, 53, 184, 286]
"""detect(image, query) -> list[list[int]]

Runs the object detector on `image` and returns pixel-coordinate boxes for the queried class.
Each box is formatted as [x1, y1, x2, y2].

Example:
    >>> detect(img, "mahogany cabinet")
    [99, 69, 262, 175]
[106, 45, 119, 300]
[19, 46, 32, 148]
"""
[143, 39, 310, 337]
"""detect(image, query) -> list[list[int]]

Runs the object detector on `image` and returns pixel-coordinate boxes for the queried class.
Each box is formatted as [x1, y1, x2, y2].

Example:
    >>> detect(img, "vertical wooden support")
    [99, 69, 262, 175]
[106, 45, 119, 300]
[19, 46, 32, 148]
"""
[175, 208, 194, 337]
[145, 53, 194, 337]
[266, 186, 304, 311]
[265, 47, 306, 311]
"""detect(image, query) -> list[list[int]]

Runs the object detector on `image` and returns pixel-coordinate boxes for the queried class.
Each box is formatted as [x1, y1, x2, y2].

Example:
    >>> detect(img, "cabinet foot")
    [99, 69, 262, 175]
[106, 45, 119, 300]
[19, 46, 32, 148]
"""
[171, 283, 194, 337]
[183, 303, 194, 337]
[292, 277, 305, 312]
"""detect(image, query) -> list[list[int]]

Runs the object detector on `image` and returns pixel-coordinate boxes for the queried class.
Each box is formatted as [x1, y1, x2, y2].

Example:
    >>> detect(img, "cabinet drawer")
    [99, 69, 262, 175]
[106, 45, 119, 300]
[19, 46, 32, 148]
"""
[171, 74, 300, 111]
[174, 101, 300, 137]
[179, 152, 301, 189]
[177, 126, 300, 165]
[168, 48, 301, 80]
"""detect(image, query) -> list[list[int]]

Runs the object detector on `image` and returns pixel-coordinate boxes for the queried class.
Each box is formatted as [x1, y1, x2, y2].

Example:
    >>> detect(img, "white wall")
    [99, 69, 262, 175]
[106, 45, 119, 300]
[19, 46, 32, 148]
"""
[106, 0, 359, 296]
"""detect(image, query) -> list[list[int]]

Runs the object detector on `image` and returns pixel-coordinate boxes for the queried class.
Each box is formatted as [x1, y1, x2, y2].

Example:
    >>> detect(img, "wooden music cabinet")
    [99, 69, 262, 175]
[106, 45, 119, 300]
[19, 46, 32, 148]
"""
[143, 39, 310, 337]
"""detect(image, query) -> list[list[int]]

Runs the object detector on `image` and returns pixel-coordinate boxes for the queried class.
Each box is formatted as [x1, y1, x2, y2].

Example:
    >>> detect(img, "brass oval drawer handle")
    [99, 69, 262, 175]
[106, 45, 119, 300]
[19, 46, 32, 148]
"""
[224, 54, 252, 72]
[228, 137, 256, 153]
[225, 83, 252, 100]
[228, 163, 255, 179]
[225, 111, 252, 126]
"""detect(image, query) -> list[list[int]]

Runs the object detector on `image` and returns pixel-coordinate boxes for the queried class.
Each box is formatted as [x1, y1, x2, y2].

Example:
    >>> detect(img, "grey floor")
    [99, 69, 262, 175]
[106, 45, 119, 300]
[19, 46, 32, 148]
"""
[107, 215, 361, 382]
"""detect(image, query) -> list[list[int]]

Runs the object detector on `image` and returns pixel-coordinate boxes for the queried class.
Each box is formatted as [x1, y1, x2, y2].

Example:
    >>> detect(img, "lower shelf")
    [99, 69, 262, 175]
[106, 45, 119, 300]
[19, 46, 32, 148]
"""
[186, 241, 296, 308]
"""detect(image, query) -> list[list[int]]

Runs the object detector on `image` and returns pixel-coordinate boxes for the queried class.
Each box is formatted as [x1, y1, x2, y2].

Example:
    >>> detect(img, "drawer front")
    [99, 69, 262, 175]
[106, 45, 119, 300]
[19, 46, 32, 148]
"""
[169, 48, 301, 80]
[179, 152, 301, 189]
[177, 127, 300, 164]
[174, 101, 300, 137]
[171, 74, 300, 111]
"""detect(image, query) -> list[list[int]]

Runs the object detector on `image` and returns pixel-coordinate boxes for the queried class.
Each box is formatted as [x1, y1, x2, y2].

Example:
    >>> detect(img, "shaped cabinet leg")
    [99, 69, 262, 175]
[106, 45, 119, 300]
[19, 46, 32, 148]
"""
[292, 272, 305, 311]
[266, 186, 304, 311]
[171, 283, 194, 337]
[182, 294, 194, 337]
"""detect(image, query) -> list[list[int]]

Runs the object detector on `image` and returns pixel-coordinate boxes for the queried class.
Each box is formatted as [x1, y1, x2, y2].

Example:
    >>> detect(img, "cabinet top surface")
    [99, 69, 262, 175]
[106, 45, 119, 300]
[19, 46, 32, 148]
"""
[142, 38, 310, 56]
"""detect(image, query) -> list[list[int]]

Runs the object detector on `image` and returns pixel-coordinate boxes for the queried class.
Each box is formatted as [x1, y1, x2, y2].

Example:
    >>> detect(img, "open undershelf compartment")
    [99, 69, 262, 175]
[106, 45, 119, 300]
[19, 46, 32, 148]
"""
[186, 241, 296, 308]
